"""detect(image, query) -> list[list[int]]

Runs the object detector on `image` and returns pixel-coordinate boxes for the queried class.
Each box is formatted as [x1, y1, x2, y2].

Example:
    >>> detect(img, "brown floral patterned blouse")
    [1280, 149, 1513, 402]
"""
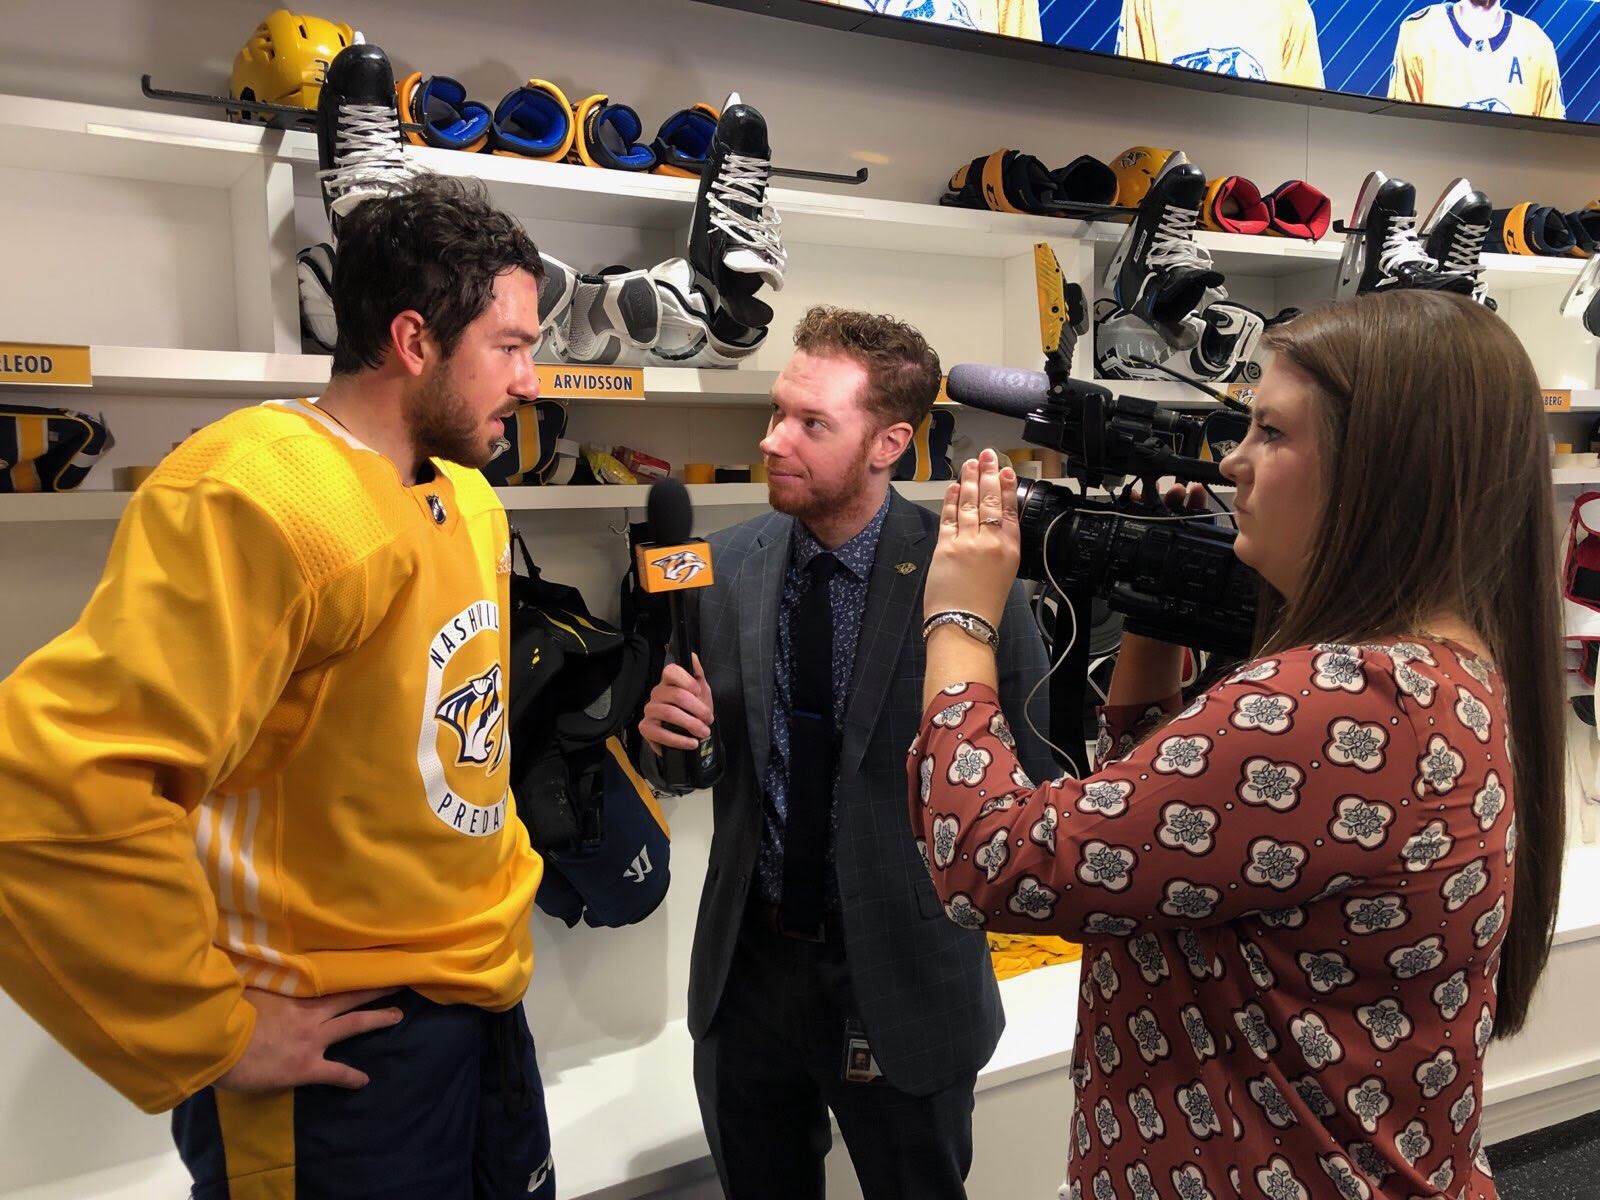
[910, 641, 1511, 1200]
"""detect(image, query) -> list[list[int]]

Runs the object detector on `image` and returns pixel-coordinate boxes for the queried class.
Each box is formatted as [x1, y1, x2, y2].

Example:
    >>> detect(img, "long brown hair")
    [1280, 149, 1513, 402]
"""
[1256, 289, 1563, 1038]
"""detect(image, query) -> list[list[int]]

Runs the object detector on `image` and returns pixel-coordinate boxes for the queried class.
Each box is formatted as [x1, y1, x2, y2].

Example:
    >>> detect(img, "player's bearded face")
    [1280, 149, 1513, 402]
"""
[406, 357, 498, 469]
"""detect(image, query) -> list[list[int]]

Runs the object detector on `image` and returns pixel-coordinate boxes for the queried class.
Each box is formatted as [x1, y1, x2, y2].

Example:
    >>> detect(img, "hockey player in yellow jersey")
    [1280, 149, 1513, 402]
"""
[1116, 0, 1325, 88]
[1390, 0, 1565, 118]
[0, 172, 559, 1198]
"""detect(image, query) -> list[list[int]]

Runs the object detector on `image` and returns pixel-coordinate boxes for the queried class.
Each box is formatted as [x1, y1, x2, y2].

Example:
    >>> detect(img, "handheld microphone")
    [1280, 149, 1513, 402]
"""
[639, 478, 723, 789]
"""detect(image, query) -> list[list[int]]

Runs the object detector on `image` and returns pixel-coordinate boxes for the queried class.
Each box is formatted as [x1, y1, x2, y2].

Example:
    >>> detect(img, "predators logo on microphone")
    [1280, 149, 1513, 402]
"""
[651, 548, 710, 584]
[637, 540, 716, 593]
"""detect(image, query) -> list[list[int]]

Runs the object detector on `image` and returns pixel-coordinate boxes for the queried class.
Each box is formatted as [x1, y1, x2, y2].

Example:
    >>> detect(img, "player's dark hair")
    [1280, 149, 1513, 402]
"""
[330, 174, 544, 376]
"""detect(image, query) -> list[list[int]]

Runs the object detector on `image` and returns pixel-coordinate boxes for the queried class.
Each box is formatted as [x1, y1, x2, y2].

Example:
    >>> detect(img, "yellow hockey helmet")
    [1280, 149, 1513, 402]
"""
[231, 10, 357, 113]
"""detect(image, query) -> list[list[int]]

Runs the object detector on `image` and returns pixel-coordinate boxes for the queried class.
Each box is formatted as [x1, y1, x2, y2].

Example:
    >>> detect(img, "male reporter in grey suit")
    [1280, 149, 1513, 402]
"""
[640, 306, 1055, 1200]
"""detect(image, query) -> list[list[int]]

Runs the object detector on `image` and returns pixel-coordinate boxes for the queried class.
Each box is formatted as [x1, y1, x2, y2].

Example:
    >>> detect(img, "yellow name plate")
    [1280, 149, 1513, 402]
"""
[536, 365, 643, 400]
[0, 342, 92, 387]
[1543, 389, 1573, 412]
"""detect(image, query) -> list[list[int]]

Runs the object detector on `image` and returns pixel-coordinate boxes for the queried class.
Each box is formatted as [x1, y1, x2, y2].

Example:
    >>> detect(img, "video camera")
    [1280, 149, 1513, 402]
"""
[946, 356, 1259, 660]
[942, 243, 1267, 772]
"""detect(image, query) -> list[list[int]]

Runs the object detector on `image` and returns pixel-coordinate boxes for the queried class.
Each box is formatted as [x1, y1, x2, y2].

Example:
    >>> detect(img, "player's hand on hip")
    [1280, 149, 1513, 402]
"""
[640, 653, 714, 754]
[216, 987, 403, 1092]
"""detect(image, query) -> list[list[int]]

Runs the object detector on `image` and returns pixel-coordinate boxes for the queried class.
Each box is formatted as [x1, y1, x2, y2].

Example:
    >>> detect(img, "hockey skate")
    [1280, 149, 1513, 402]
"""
[1335, 172, 1473, 299]
[1102, 162, 1225, 350]
[315, 43, 423, 242]
[1420, 178, 1495, 308]
[687, 92, 786, 330]
[1562, 254, 1600, 337]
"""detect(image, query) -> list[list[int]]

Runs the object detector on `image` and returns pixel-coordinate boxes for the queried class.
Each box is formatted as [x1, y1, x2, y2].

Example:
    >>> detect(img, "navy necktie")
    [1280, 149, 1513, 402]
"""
[780, 552, 840, 935]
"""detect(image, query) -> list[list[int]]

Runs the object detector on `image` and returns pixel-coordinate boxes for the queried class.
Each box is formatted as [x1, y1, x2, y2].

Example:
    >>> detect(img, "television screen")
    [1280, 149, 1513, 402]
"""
[794, 2, 1600, 125]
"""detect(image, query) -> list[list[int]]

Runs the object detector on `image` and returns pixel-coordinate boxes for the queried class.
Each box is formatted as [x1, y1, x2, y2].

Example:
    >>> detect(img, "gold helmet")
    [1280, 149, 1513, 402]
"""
[231, 10, 357, 114]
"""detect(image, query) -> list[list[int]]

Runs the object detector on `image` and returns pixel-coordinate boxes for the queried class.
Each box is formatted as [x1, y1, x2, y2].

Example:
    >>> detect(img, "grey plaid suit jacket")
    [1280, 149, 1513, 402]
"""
[678, 491, 1055, 1096]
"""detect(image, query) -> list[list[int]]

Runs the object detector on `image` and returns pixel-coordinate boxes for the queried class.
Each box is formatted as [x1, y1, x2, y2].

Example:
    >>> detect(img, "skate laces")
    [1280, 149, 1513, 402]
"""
[320, 104, 420, 201]
[707, 152, 786, 267]
[1147, 204, 1212, 271]
[1378, 215, 1435, 277]
[1441, 221, 1488, 277]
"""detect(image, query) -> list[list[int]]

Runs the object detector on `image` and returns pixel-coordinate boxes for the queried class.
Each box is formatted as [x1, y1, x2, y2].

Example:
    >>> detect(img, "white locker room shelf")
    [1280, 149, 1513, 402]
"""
[4, 349, 1591, 418]
[4, 91, 1590, 284]
[1553, 465, 1600, 486]
[0, 480, 987, 523]
[0, 345, 783, 405]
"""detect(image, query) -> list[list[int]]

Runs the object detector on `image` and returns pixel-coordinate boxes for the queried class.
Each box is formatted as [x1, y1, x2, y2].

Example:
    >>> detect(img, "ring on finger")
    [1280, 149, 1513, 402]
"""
[979, 516, 1003, 526]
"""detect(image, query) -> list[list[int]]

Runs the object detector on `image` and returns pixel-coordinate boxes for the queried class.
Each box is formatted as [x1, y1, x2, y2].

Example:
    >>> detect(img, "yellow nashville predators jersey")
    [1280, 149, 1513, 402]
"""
[1390, 3, 1565, 118]
[0, 399, 541, 1113]
[1116, 0, 1325, 88]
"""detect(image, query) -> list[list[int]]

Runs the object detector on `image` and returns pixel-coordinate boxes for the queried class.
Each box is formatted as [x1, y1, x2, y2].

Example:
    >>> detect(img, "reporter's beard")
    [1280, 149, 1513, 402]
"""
[405, 362, 499, 470]
[765, 438, 877, 524]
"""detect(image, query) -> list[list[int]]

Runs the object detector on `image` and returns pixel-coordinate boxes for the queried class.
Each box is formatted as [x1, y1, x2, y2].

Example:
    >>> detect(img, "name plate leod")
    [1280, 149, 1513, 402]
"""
[536, 365, 643, 400]
[0, 342, 92, 387]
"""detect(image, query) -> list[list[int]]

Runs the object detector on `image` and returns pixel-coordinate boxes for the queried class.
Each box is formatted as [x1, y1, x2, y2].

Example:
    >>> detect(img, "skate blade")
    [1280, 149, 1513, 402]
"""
[1334, 170, 1390, 298]
[1562, 253, 1600, 320]
[1419, 177, 1474, 238]
[1102, 226, 1136, 297]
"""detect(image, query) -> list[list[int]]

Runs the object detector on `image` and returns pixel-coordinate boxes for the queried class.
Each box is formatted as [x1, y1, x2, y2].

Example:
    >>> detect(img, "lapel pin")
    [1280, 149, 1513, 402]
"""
[895, 562, 918, 575]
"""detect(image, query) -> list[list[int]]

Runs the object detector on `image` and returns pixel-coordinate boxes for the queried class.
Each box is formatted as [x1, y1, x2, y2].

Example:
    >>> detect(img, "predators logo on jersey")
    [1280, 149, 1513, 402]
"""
[436, 664, 507, 777]
[420, 599, 510, 838]
[1389, 4, 1565, 120]
[1116, 0, 1325, 89]
[1173, 46, 1268, 80]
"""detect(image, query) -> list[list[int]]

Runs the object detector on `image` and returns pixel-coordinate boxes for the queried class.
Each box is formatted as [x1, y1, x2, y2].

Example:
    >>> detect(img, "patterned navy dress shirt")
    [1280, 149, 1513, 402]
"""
[756, 493, 891, 907]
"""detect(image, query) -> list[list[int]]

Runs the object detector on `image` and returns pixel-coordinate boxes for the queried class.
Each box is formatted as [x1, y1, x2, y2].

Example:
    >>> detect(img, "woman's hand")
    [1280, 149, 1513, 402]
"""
[924, 449, 1020, 628]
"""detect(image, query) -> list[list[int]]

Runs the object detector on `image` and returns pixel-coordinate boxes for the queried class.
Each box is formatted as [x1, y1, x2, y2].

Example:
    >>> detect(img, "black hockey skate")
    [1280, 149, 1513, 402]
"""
[1102, 162, 1225, 350]
[315, 42, 421, 242]
[686, 92, 786, 331]
[1335, 172, 1474, 299]
[1420, 177, 1495, 309]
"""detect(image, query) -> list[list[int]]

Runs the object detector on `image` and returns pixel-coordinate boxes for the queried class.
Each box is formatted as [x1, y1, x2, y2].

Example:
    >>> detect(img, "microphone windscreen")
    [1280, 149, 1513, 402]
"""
[646, 477, 694, 546]
[945, 363, 1049, 419]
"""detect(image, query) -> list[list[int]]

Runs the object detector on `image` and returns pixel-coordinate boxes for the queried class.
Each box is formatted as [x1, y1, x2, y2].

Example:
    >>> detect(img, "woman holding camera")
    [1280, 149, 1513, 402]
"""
[913, 290, 1563, 1200]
